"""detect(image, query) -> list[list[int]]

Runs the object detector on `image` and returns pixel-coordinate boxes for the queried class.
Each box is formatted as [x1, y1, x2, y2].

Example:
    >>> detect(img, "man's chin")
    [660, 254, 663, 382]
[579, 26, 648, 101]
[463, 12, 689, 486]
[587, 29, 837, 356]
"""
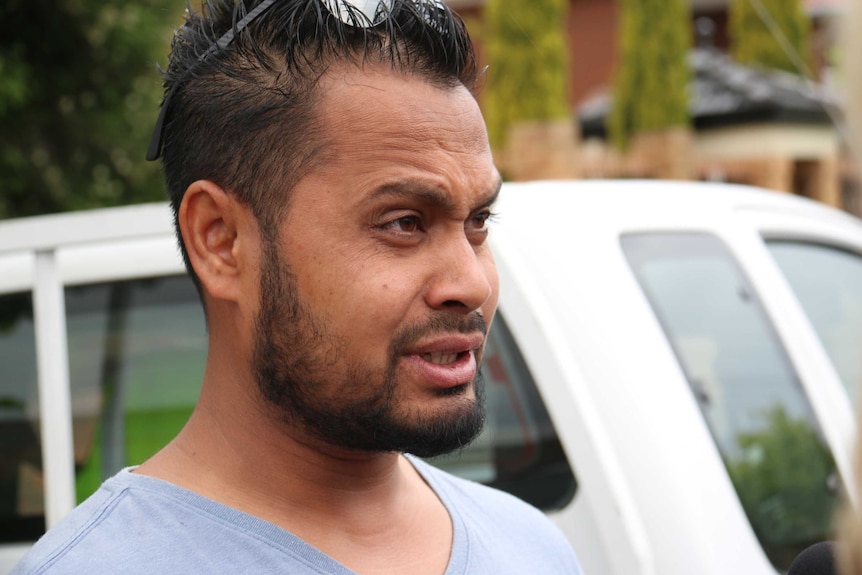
[391, 402, 486, 458]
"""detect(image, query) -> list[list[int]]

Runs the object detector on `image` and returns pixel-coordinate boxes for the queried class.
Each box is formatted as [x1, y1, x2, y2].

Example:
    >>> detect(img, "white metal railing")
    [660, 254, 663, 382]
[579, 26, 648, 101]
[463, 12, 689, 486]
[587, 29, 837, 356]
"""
[33, 251, 76, 527]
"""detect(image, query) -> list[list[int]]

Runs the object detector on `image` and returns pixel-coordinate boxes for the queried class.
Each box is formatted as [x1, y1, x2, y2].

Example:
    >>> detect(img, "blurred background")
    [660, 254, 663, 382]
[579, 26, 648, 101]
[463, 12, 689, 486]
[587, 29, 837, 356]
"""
[0, 0, 854, 218]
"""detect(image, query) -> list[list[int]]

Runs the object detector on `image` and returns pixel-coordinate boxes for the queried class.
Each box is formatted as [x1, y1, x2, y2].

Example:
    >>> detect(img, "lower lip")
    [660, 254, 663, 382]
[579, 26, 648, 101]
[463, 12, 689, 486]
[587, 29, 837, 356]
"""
[403, 351, 477, 389]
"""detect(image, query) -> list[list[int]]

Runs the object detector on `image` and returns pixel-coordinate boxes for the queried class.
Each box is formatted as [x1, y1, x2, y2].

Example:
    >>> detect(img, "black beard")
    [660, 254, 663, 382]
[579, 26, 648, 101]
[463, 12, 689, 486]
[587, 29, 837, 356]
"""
[252, 240, 486, 458]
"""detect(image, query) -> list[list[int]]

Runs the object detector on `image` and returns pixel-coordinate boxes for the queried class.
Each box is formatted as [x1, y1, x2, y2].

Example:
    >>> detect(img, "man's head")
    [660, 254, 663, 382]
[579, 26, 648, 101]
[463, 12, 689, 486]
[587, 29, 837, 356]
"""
[154, 0, 500, 458]
[250, 64, 500, 457]
[153, 0, 480, 285]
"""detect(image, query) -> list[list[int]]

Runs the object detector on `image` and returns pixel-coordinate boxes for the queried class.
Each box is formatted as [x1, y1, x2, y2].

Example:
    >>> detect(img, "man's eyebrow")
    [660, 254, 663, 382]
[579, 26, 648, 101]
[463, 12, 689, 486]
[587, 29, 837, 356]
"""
[365, 177, 503, 211]
[483, 177, 503, 209]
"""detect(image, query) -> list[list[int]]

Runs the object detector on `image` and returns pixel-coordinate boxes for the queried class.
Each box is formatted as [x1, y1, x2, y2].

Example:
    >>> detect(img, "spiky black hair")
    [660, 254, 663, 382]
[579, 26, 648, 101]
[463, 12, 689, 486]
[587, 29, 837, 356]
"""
[151, 0, 478, 292]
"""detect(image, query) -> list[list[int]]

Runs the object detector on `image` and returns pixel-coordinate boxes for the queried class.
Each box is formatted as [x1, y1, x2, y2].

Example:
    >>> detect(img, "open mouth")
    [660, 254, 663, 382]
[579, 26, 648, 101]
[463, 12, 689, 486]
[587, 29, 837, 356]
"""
[422, 351, 469, 365]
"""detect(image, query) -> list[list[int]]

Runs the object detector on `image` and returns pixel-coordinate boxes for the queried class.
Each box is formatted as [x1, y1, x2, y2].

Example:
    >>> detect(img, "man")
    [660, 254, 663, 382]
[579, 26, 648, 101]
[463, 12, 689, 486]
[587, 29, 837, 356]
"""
[14, 0, 582, 573]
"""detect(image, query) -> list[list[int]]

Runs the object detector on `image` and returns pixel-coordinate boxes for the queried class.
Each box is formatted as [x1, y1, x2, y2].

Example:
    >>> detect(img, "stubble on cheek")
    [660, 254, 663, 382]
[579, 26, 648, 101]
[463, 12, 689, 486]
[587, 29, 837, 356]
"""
[252, 238, 488, 455]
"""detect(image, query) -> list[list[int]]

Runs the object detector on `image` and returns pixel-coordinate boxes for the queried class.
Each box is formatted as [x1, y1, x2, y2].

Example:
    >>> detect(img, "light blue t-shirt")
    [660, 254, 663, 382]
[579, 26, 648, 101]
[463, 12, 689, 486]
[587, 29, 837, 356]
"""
[13, 457, 582, 574]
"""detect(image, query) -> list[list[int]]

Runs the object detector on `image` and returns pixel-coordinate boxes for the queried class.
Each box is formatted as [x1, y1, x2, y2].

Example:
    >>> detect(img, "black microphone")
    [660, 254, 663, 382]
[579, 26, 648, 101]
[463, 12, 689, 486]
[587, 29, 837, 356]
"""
[787, 541, 837, 575]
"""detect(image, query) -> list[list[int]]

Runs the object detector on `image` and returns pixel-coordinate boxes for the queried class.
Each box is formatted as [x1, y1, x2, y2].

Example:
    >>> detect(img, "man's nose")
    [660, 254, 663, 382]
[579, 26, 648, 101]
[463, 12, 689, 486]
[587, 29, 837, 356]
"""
[424, 235, 495, 313]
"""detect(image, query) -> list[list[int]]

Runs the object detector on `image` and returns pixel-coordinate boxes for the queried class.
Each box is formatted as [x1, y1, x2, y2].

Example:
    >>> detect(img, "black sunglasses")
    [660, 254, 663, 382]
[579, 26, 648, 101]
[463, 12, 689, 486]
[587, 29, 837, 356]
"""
[146, 0, 278, 161]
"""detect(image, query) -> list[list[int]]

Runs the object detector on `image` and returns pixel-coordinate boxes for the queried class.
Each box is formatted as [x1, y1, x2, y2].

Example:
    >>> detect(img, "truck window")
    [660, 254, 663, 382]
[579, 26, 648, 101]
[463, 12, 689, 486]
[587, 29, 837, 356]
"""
[65, 275, 207, 501]
[0, 292, 44, 543]
[767, 241, 862, 403]
[622, 232, 838, 572]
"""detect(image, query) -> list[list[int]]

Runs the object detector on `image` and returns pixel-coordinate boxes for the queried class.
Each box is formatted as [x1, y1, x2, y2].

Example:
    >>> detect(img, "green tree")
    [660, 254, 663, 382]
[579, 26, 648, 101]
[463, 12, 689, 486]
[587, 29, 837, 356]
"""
[727, 406, 837, 567]
[729, 0, 811, 75]
[0, 0, 178, 219]
[608, 0, 692, 150]
[482, 0, 570, 151]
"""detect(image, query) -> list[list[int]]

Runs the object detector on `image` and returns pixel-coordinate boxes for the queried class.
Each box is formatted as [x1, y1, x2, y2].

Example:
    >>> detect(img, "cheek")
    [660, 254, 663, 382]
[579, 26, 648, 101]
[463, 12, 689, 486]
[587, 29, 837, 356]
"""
[304, 256, 423, 341]
[343, 273, 418, 326]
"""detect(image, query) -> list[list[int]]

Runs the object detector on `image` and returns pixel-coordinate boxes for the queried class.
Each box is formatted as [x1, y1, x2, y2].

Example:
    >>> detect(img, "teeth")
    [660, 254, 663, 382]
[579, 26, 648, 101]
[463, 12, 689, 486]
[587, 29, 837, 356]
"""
[423, 352, 459, 365]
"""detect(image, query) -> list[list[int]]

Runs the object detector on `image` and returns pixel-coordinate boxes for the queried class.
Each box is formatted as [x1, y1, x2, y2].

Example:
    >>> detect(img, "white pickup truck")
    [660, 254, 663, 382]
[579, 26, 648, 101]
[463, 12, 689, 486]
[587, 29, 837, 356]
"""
[1, 180, 860, 574]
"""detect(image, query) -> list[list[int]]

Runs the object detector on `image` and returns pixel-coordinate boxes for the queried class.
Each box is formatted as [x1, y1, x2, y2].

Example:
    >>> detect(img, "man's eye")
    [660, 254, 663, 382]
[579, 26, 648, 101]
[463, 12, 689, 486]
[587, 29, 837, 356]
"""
[470, 210, 496, 231]
[384, 216, 422, 233]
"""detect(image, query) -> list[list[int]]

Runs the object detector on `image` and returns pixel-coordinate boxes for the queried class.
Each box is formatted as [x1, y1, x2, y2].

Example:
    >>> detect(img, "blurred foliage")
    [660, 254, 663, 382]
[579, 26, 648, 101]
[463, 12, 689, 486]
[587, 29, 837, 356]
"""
[727, 406, 837, 567]
[608, 0, 692, 150]
[729, 0, 811, 75]
[0, 0, 179, 219]
[482, 0, 570, 151]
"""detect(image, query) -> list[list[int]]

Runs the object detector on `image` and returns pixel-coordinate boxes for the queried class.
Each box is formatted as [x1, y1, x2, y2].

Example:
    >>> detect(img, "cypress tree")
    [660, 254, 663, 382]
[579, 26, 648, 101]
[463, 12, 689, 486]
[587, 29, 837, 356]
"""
[483, 0, 570, 151]
[609, 0, 692, 150]
[729, 0, 811, 75]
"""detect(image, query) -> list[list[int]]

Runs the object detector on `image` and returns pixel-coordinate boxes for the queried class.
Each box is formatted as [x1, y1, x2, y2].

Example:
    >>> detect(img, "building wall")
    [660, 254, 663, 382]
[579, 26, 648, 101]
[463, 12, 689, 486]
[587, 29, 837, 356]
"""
[567, 0, 618, 105]
[450, 0, 618, 108]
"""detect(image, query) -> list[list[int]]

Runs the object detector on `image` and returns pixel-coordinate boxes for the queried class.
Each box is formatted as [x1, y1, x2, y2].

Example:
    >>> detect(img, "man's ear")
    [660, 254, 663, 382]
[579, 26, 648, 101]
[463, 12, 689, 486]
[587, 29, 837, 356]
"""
[179, 180, 255, 303]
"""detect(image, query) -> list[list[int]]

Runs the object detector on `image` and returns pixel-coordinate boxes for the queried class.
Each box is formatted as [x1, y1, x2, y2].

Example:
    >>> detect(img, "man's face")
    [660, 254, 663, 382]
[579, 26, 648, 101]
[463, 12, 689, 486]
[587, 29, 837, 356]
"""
[252, 65, 500, 457]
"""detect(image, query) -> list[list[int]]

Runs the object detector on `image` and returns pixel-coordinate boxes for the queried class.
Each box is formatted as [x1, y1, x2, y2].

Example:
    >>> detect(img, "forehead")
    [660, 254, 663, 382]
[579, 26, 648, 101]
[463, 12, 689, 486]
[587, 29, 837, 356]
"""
[301, 64, 498, 204]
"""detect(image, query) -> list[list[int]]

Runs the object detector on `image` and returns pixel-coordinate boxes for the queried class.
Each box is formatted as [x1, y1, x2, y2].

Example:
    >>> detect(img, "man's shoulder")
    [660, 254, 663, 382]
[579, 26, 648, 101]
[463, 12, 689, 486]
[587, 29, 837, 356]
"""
[11, 471, 140, 575]
[10, 470, 349, 575]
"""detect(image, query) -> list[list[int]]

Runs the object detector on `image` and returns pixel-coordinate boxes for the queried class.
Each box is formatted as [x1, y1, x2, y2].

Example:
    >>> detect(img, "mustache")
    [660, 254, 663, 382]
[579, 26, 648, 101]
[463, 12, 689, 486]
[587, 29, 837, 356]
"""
[390, 312, 487, 354]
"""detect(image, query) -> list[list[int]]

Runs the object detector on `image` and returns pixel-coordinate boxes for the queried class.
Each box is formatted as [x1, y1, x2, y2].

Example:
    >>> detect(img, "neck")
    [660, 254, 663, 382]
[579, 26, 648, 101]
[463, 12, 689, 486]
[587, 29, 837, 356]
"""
[136, 361, 414, 521]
